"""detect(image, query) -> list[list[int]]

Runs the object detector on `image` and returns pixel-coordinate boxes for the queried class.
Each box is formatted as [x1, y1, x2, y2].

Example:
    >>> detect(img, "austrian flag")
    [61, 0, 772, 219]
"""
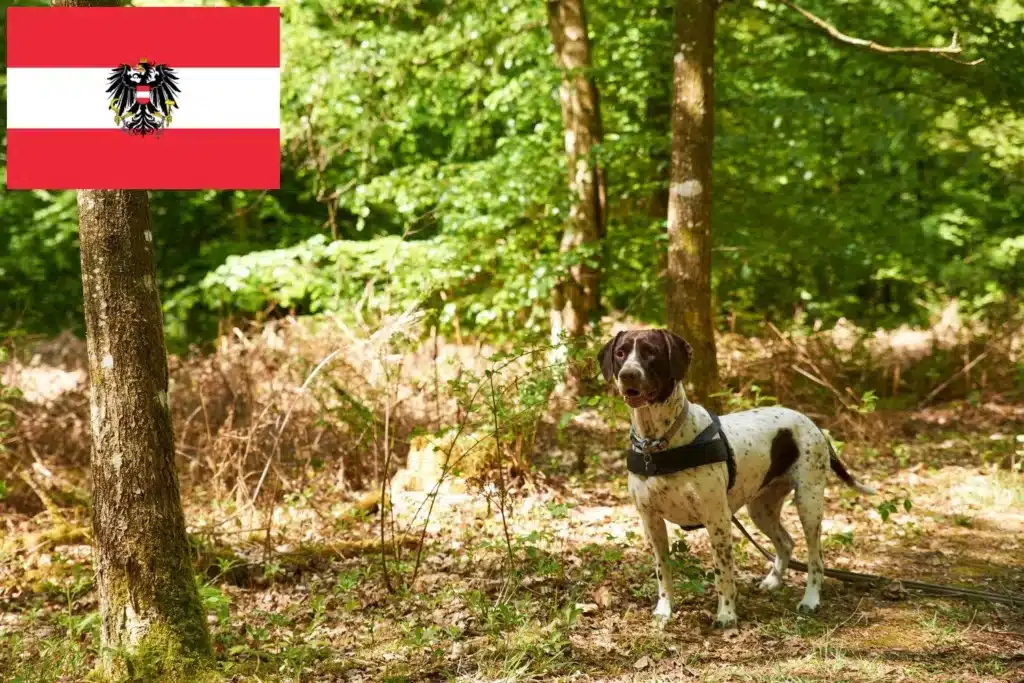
[6, 7, 281, 190]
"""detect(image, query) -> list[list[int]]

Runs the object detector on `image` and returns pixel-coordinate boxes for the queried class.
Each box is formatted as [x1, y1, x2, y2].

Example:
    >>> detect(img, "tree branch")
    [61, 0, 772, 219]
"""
[774, 0, 984, 66]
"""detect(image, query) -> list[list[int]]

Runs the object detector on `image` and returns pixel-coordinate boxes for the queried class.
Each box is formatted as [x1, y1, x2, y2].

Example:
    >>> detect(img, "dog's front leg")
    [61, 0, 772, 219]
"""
[705, 511, 738, 628]
[639, 512, 673, 626]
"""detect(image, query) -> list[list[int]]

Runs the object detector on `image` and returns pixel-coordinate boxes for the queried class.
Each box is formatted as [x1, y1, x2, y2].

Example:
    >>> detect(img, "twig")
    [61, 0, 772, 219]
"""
[766, 322, 860, 416]
[918, 349, 991, 408]
[488, 371, 516, 568]
[407, 346, 552, 585]
[774, 0, 984, 66]
[917, 324, 1021, 407]
[820, 597, 865, 641]
[961, 607, 978, 636]
[251, 347, 344, 505]
[16, 469, 65, 523]
[431, 325, 441, 429]
[378, 370, 395, 594]
[233, 190, 268, 218]
[791, 364, 853, 411]
[193, 526, 269, 537]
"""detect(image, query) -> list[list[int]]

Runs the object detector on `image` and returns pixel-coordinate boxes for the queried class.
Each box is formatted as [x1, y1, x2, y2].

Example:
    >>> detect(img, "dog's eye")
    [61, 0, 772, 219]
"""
[615, 348, 626, 359]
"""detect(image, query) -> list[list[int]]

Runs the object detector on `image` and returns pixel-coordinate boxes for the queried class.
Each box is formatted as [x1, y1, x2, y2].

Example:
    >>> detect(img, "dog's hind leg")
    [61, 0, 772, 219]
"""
[747, 482, 794, 592]
[792, 443, 828, 613]
[639, 513, 674, 625]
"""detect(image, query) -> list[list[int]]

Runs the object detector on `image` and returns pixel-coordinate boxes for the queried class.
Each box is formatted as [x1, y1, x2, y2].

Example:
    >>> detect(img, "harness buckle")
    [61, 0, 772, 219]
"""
[643, 452, 654, 475]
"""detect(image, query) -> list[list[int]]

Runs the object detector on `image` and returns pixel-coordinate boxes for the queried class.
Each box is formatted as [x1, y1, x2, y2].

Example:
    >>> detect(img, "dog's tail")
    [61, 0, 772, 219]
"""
[823, 432, 877, 496]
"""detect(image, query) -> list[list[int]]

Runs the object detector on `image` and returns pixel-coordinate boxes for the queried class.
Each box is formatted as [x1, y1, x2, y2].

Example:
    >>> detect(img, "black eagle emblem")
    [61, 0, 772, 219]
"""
[106, 59, 181, 136]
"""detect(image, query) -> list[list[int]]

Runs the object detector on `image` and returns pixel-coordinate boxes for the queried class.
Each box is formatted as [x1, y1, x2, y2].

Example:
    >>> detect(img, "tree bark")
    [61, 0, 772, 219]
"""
[666, 0, 719, 407]
[547, 0, 606, 388]
[79, 188, 211, 674]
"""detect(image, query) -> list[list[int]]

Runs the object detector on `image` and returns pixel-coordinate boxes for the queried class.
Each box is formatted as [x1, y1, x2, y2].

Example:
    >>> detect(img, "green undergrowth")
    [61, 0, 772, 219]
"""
[90, 622, 220, 683]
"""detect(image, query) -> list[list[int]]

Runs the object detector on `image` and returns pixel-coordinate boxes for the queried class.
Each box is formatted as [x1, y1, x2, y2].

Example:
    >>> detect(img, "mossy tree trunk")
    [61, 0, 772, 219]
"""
[79, 188, 211, 675]
[547, 0, 607, 392]
[666, 0, 719, 407]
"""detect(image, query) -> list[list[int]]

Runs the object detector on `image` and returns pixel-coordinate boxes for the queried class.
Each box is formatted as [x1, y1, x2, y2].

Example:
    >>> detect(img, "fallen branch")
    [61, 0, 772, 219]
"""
[791, 364, 854, 412]
[774, 0, 984, 66]
[16, 469, 65, 522]
[917, 325, 1021, 408]
[765, 322, 859, 415]
[918, 349, 991, 408]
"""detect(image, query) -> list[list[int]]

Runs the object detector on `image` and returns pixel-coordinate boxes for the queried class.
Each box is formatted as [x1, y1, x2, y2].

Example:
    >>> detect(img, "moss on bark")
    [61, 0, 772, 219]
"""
[87, 622, 221, 683]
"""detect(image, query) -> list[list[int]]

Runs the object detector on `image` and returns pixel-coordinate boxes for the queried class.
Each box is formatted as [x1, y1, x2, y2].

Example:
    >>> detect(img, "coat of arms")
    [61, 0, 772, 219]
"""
[106, 58, 180, 135]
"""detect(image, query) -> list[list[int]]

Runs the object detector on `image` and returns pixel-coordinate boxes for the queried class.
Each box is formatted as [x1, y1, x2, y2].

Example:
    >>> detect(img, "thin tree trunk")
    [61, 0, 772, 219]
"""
[79, 187, 211, 674]
[547, 0, 606, 390]
[666, 0, 719, 407]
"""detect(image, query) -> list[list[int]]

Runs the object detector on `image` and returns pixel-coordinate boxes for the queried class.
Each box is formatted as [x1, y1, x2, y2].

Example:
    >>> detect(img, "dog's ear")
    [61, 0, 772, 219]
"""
[597, 332, 624, 382]
[661, 330, 692, 381]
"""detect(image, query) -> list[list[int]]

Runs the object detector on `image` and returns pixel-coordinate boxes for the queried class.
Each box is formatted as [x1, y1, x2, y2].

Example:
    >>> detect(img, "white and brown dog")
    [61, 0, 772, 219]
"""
[598, 329, 876, 628]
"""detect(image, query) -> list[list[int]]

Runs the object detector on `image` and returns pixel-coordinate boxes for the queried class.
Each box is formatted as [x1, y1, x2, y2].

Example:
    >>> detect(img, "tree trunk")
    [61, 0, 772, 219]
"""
[666, 0, 719, 407]
[79, 190, 211, 675]
[547, 0, 607, 390]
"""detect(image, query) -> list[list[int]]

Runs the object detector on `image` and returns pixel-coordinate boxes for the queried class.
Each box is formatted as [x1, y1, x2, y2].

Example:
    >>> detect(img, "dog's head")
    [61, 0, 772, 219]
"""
[597, 329, 692, 408]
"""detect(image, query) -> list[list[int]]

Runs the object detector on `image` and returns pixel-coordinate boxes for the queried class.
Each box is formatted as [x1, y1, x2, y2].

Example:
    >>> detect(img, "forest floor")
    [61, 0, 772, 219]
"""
[1, 320, 1023, 682]
[2, 401, 1023, 682]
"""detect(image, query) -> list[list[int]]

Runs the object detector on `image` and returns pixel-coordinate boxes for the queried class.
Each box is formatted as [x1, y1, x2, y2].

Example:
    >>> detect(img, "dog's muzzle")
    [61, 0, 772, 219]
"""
[617, 363, 652, 407]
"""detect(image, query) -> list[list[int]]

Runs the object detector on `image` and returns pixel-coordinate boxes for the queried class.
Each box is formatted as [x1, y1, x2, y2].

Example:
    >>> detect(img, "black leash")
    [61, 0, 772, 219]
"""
[731, 516, 1024, 607]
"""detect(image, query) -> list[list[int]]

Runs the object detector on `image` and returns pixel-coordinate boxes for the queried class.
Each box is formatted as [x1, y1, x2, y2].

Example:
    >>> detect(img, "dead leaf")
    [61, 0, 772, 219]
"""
[593, 584, 613, 608]
[634, 655, 651, 670]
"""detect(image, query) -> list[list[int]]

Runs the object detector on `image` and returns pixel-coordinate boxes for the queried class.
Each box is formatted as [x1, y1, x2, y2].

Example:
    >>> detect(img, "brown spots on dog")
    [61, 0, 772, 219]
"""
[597, 331, 626, 382]
[762, 428, 799, 488]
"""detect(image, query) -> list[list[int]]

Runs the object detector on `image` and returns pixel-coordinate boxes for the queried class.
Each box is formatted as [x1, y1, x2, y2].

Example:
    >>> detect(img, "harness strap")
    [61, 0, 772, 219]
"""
[708, 411, 737, 491]
[626, 410, 736, 491]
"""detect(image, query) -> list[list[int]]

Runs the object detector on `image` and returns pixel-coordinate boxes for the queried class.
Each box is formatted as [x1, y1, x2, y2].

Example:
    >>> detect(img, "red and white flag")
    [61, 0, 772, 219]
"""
[6, 6, 281, 190]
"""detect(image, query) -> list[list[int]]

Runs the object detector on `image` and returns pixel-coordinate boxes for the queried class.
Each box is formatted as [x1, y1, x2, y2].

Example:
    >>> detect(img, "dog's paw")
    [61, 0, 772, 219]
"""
[652, 599, 672, 628]
[796, 599, 819, 614]
[712, 614, 738, 629]
[758, 573, 783, 592]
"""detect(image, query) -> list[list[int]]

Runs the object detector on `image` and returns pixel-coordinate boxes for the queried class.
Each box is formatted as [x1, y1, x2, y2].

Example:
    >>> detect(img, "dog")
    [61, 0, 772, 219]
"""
[598, 328, 876, 628]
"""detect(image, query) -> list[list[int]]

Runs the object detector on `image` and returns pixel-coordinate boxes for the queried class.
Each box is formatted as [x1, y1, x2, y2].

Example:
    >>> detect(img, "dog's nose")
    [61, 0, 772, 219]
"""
[619, 366, 642, 385]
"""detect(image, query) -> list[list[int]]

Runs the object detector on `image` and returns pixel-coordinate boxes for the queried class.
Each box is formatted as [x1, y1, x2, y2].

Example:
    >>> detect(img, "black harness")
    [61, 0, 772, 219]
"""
[626, 410, 736, 490]
[626, 410, 737, 532]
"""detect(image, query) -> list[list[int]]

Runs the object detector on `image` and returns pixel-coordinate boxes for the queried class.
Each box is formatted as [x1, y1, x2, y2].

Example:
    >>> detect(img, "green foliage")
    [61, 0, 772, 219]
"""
[878, 496, 914, 522]
[2, 0, 1022, 343]
[669, 538, 711, 596]
[164, 234, 456, 343]
[825, 530, 856, 550]
[714, 384, 779, 412]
